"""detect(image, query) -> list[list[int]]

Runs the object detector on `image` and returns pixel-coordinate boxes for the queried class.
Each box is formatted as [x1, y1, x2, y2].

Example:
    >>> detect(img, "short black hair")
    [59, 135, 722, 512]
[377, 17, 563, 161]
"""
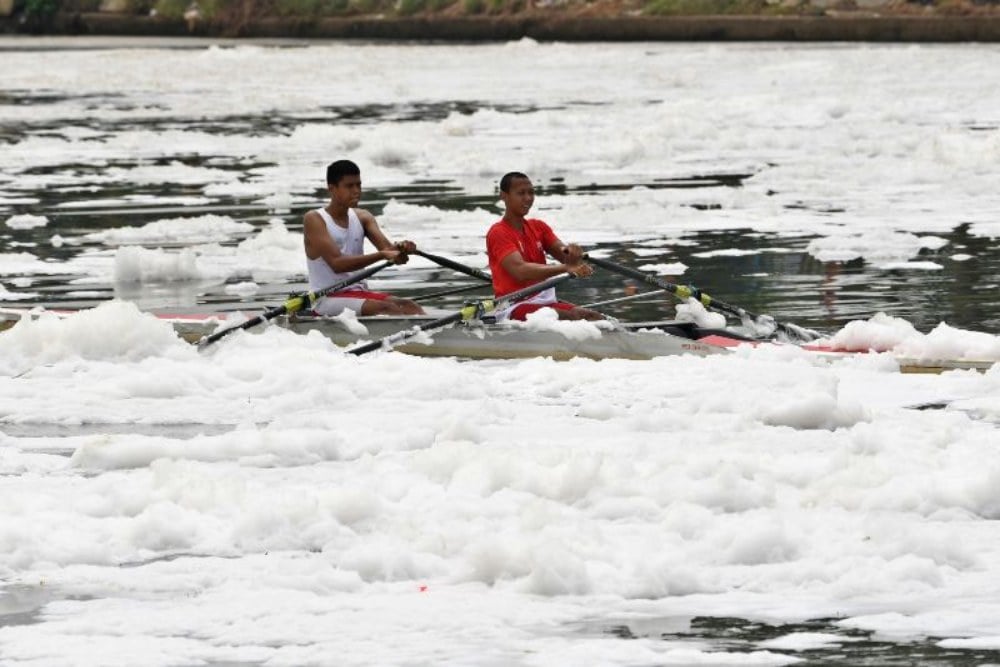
[327, 159, 361, 185]
[499, 171, 530, 193]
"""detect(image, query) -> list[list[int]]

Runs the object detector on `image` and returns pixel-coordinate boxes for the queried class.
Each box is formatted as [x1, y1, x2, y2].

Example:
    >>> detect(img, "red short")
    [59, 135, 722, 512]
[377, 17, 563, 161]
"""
[329, 290, 390, 301]
[313, 289, 391, 316]
[509, 301, 575, 321]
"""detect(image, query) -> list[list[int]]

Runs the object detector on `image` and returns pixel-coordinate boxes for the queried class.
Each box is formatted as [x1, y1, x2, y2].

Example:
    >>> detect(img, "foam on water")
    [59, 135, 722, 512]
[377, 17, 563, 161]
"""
[3, 39, 1000, 666]
[825, 312, 1000, 360]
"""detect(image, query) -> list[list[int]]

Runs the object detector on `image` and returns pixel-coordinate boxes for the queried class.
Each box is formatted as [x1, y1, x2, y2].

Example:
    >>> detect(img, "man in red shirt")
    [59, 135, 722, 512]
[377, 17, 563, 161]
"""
[486, 172, 602, 321]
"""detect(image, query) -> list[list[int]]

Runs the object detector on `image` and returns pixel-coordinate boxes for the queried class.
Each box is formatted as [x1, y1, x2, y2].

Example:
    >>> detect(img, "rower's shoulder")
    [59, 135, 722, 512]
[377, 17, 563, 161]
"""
[302, 208, 325, 229]
[354, 207, 377, 225]
[306, 206, 337, 231]
[303, 206, 326, 221]
[486, 218, 511, 235]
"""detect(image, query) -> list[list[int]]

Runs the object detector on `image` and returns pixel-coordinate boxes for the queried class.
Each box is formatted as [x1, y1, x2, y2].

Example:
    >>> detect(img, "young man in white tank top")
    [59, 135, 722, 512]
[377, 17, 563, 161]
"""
[303, 160, 424, 317]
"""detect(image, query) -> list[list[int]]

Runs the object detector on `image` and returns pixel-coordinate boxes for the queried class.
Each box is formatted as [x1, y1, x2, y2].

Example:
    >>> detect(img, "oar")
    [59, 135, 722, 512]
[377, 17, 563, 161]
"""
[582, 289, 662, 309]
[198, 260, 394, 349]
[412, 282, 489, 302]
[414, 250, 492, 283]
[347, 272, 574, 356]
[584, 254, 822, 343]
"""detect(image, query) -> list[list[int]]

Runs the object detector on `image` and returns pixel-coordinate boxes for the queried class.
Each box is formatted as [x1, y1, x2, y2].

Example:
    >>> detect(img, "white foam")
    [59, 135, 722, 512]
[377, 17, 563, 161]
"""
[637, 262, 688, 275]
[4, 40, 1000, 667]
[82, 214, 253, 246]
[4, 214, 48, 229]
[824, 313, 1000, 361]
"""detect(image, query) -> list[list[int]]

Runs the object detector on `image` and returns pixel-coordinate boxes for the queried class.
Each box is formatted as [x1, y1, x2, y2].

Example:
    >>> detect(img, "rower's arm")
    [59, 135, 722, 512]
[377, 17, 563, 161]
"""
[541, 238, 591, 277]
[546, 238, 584, 265]
[500, 249, 577, 282]
[303, 210, 397, 273]
[359, 209, 414, 261]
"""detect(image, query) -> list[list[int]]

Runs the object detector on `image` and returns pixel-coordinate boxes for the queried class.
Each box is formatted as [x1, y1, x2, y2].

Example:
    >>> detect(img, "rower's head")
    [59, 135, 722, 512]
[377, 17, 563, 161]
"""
[499, 172, 534, 217]
[326, 159, 362, 207]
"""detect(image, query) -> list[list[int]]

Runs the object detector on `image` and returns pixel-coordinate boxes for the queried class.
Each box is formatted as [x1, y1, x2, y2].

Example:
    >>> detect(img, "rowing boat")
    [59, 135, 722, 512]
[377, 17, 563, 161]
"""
[1, 306, 994, 372]
[195, 312, 737, 360]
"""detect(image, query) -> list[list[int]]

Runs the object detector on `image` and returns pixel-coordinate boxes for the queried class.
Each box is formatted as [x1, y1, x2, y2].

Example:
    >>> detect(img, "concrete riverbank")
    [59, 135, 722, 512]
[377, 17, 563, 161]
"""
[3, 0, 1000, 42]
[15, 11, 1000, 40]
[2, 11, 998, 41]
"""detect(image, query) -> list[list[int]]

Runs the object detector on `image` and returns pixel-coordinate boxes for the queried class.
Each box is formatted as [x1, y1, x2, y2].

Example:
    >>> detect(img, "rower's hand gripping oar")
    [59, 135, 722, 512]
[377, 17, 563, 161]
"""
[413, 249, 492, 283]
[197, 260, 395, 349]
[584, 254, 822, 343]
[347, 272, 574, 356]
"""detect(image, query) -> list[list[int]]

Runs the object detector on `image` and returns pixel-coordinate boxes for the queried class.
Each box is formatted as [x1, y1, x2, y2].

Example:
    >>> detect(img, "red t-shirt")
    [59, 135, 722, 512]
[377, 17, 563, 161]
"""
[486, 218, 559, 297]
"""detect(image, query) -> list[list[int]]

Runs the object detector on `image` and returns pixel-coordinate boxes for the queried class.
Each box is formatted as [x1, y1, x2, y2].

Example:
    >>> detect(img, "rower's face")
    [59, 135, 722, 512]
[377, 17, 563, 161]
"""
[502, 177, 534, 215]
[329, 174, 362, 207]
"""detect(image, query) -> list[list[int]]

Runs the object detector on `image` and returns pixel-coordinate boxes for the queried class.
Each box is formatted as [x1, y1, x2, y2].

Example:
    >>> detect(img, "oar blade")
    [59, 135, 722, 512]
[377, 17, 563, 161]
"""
[586, 253, 823, 344]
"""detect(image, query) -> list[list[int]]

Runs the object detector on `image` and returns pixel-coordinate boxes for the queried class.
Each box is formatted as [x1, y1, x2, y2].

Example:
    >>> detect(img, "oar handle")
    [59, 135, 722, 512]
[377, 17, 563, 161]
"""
[414, 250, 492, 283]
[197, 259, 395, 350]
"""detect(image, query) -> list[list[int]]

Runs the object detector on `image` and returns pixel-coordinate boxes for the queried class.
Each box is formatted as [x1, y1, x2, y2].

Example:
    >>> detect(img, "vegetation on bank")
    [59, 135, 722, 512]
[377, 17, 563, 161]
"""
[4, 0, 998, 34]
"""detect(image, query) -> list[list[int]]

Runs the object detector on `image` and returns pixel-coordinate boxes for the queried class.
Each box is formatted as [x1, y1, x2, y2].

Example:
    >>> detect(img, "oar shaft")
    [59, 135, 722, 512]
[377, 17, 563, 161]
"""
[312, 259, 395, 301]
[586, 254, 820, 342]
[585, 255, 710, 307]
[412, 283, 488, 302]
[495, 271, 574, 306]
[348, 305, 477, 356]
[414, 250, 492, 283]
[198, 260, 394, 349]
[348, 272, 574, 356]
[198, 305, 288, 347]
[581, 289, 663, 309]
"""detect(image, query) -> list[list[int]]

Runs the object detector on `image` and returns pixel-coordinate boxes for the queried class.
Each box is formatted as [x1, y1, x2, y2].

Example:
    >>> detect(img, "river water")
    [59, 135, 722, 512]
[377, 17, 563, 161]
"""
[3, 37, 1000, 333]
[2, 37, 1000, 667]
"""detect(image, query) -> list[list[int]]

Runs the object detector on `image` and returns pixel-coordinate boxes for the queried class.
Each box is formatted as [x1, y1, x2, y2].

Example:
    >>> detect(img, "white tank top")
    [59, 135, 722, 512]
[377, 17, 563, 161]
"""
[307, 208, 369, 292]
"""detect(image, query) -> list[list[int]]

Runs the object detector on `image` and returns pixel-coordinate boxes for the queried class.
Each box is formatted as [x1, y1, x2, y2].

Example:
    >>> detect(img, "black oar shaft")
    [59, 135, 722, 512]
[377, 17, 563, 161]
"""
[414, 250, 492, 283]
[585, 254, 710, 306]
[412, 283, 488, 302]
[346, 307, 473, 356]
[198, 260, 394, 348]
[581, 289, 662, 309]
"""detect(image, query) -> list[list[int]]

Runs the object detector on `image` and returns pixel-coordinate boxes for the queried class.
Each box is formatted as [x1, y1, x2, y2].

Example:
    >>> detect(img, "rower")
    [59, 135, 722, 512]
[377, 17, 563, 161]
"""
[485, 172, 602, 321]
[303, 160, 424, 317]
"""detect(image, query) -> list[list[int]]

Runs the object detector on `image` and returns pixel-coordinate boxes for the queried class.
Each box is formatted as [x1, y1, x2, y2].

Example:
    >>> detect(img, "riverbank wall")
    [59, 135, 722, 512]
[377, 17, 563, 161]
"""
[4, 3, 1000, 40]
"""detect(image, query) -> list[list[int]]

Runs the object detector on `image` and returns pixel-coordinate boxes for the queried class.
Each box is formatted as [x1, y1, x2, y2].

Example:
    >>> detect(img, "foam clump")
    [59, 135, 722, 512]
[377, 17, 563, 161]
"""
[0, 301, 189, 375]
